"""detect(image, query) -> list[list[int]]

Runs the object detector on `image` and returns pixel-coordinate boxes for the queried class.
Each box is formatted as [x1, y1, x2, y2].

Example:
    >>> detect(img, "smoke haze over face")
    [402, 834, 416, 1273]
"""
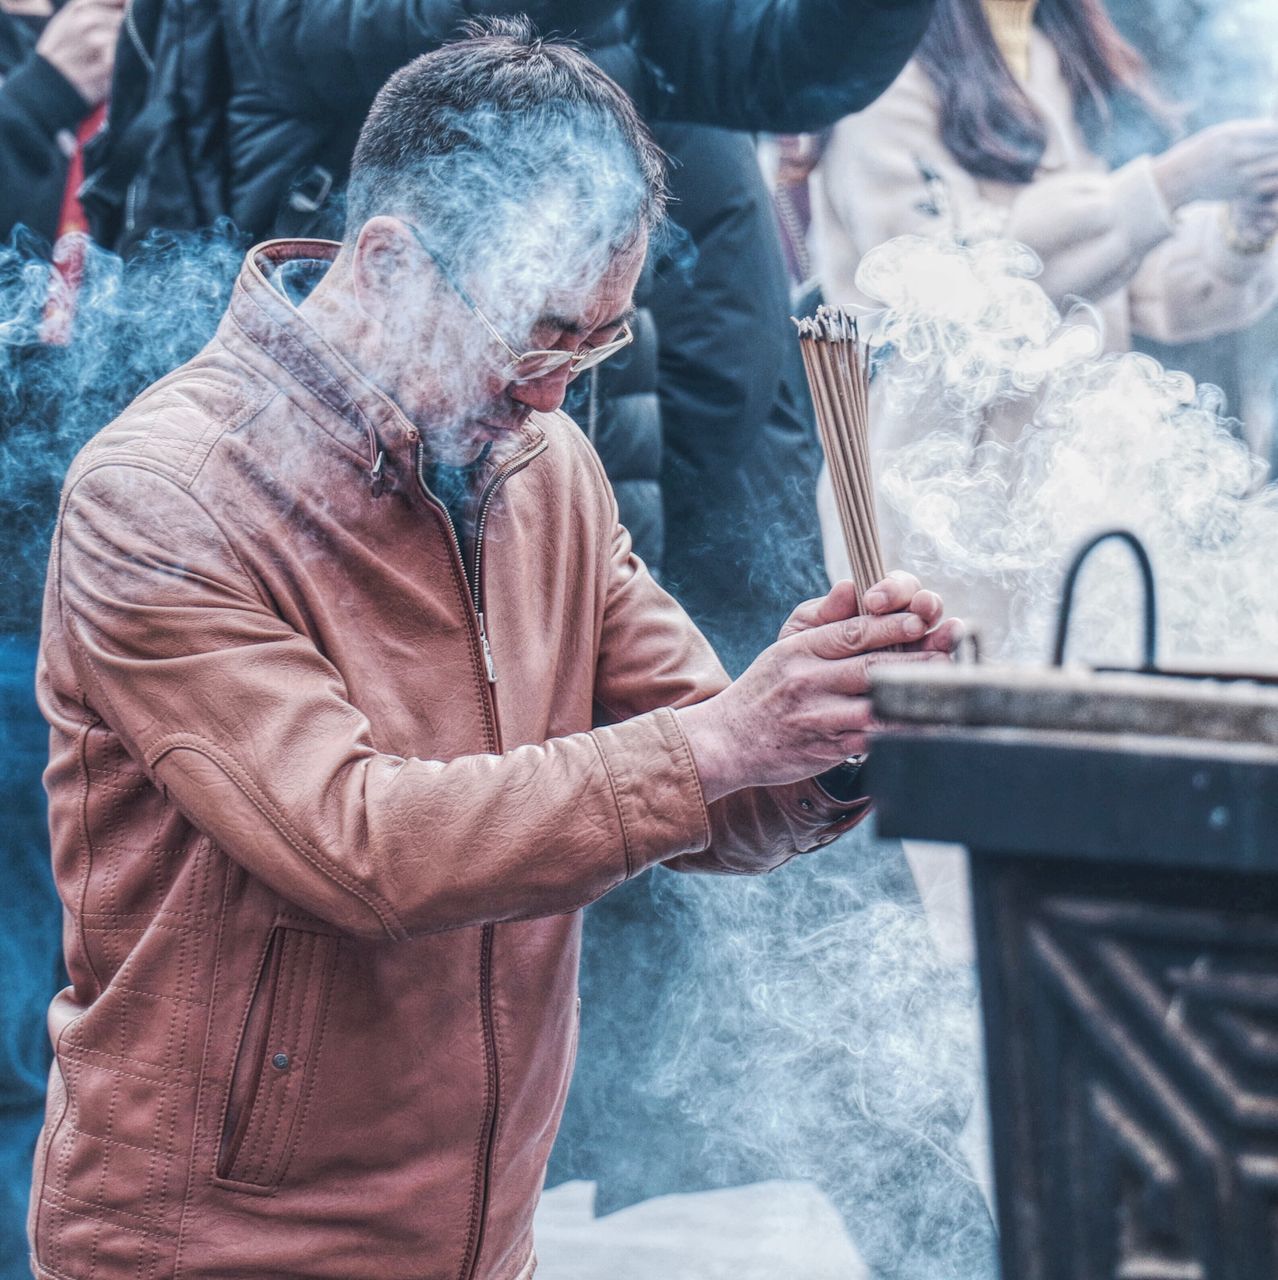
[336, 102, 666, 460]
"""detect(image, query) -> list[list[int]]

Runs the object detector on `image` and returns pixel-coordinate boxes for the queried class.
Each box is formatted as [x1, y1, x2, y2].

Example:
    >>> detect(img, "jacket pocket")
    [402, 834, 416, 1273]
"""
[216, 924, 338, 1188]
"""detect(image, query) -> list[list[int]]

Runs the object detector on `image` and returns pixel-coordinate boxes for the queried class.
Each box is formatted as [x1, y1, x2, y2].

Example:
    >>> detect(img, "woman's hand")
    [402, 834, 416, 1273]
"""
[1153, 120, 1278, 211]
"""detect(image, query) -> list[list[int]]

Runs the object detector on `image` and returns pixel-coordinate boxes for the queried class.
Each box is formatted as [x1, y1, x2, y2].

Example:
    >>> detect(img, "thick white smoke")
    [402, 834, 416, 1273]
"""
[634, 828, 995, 1280]
[860, 234, 1278, 668]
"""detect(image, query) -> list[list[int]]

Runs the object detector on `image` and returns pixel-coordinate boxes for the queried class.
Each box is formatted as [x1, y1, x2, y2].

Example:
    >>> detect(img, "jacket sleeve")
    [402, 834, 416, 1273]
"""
[816, 71, 1168, 309]
[1002, 155, 1278, 337]
[590, 482, 869, 877]
[0, 52, 87, 241]
[633, 0, 935, 131]
[54, 462, 725, 942]
[1124, 201, 1278, 344]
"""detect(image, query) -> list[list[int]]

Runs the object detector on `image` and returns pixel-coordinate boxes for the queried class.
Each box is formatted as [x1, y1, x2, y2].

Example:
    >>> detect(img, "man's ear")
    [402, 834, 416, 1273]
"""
[351, 217, 413, 325]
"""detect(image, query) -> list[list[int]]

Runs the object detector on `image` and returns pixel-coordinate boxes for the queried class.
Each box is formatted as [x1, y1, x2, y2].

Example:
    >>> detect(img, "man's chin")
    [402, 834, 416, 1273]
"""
[414, 408, 530, 462]
[471, 415, 530, 442]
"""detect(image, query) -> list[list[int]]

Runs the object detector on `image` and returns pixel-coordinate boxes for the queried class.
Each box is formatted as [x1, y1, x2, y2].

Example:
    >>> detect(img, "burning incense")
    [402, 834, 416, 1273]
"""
[793, 305, 885, 595]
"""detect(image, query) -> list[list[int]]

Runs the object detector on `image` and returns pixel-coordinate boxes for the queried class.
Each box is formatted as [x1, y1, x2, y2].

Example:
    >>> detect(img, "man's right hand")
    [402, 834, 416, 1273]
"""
[36, 0, 124, 107]
[675, 573, 961, 804]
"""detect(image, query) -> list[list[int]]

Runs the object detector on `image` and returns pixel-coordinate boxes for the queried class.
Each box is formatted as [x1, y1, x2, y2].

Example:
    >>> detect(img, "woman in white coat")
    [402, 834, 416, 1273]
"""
[808, 0, 1278, 653]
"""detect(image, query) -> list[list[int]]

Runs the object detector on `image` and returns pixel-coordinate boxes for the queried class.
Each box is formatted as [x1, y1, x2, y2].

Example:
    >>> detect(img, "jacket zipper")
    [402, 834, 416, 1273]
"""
[413, 434, 545, 1280]
[414, 440, 543, 684]
[472, 480, 500, 684]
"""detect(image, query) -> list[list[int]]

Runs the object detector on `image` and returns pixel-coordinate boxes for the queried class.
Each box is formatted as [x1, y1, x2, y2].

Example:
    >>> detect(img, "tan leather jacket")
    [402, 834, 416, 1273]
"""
[31, 240, 863, 1280]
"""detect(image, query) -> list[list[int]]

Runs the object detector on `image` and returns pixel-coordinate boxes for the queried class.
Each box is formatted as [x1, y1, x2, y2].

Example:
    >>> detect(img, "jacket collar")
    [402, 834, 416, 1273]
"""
[219, 239, 546, 492]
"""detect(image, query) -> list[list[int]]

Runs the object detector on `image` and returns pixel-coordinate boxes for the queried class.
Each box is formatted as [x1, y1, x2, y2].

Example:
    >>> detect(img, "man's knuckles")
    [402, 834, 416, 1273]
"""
[801, 611, 926, 659]
[864, 570, 922, 611]
[836, 617, 870, 651]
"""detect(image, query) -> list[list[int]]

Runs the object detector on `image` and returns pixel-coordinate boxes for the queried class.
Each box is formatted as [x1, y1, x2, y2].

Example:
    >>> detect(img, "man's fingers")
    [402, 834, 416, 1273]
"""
[805, 697, 874, 760]
[779, 595, 827, 637]
[820, 578, 862, 623]
[777, 579, 862, 639]
[833, 645, 954, 692]
[903, 616, 965, 654]
[861, 570, 922, 614]
[803, 609, 927, 659]
[802, 579, 863, 628]
[781, 579, 945, 642]
[907, 588, 943, 628]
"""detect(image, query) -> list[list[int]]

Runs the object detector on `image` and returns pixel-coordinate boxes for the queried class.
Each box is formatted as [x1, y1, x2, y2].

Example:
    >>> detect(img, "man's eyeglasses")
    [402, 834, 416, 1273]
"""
[403, 223, 634, 384]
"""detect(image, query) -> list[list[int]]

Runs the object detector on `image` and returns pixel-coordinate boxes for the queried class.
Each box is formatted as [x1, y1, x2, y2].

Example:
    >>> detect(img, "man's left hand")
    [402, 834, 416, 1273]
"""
[779, 571, 963, 656]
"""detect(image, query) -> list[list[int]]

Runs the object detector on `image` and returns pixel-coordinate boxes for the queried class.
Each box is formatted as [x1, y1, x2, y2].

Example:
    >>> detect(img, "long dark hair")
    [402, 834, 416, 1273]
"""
[915, 0, 1174, 184]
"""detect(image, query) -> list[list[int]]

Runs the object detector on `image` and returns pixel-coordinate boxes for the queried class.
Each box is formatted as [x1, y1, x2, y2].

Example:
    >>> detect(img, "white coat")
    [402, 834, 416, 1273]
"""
[810, 30, 1278, 651]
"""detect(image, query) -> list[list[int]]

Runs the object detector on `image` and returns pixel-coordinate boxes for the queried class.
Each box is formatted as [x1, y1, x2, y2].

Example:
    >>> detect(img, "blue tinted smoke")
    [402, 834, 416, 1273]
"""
[0, 223, 246, 634]
[0, 224, 244, 1275]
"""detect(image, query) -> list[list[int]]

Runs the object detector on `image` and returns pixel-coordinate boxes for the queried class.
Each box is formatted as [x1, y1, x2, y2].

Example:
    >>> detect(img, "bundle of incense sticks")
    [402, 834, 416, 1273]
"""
[793, 305, 885, 594]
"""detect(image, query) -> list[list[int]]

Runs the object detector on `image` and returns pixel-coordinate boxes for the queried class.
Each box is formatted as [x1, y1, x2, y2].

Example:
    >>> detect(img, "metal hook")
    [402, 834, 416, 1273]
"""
[1051, 528, 1157, 671]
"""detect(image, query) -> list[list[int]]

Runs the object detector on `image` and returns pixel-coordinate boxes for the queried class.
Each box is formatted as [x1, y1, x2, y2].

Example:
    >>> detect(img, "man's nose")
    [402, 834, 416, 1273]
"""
[510, 367, 574, 414]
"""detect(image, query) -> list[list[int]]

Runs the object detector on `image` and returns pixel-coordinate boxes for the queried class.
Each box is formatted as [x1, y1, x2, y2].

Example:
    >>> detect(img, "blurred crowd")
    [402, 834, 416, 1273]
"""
[3, 0, 1278, 1275]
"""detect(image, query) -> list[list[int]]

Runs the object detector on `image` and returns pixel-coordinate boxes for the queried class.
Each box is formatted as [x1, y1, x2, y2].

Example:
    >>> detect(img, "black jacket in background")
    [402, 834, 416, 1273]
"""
[88, 0, 934, 256]
[0, 15, 88, 243]
[651, 122, 828, 668]
[653, 124, 789, 496]
[82, 0, 935, 572]
[228, 0, 932, 235]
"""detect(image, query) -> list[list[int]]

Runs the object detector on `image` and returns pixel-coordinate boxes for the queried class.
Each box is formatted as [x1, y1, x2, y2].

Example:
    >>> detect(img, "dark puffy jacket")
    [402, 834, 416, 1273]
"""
[216, 0, 934, 237]
[0, 13, 89, 244]
[571, 303, 664, 572]
[84, 0, 933, 572]
[87, 0, 935, 245]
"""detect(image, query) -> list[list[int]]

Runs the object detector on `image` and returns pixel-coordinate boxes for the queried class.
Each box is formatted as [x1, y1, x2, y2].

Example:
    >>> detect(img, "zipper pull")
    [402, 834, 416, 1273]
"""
[369, 449, 387, 497]
[478, 612, 497, 684]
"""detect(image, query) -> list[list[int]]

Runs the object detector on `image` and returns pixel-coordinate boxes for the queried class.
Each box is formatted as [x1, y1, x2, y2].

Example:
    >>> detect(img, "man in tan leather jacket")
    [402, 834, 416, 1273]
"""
[30, 20, 960, 1280]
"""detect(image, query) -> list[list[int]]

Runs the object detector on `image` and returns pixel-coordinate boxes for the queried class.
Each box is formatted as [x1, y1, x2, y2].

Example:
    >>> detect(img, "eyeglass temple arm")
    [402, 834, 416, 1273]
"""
[405, 223, 524, 362]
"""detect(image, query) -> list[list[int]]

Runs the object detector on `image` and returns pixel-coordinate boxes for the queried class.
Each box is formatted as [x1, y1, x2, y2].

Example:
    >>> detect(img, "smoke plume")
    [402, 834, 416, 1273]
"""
[0, 224, 246, 633]
[860, 233, 1278, 668]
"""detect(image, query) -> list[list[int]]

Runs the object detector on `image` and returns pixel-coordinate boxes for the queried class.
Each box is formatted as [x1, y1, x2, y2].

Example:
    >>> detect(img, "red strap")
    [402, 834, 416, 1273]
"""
[43, 104, 108, 344]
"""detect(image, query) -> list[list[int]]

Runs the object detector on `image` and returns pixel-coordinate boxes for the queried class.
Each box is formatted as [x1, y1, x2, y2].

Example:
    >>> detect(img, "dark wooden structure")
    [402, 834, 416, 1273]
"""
[870, 665, 1278, 1280]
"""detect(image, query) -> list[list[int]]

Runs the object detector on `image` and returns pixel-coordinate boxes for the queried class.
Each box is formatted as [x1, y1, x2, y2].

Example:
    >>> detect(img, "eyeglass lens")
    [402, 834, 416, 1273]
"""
[507, 332, 631, 383]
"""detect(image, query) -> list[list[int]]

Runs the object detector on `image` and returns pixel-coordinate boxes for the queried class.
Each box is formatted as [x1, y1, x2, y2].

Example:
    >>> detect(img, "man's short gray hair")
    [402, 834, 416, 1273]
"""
[346, 17, 667, 265]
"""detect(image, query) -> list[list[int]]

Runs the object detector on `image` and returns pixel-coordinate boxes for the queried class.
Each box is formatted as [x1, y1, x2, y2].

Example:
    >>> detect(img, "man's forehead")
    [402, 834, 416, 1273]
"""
[537, 238, 647, 333]
[539, 302, 636, 336]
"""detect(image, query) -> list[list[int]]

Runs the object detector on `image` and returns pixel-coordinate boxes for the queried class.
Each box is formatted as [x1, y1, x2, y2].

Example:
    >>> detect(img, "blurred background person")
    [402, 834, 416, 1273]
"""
[801, 0, 1278, 653]
[0, 2, 123, 1274]
[1, 0, 120, 245]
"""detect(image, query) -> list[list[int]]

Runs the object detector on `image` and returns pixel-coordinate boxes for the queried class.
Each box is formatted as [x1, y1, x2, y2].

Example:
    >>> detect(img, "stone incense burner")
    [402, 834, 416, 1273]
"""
[868, 532, 1278, 1280]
